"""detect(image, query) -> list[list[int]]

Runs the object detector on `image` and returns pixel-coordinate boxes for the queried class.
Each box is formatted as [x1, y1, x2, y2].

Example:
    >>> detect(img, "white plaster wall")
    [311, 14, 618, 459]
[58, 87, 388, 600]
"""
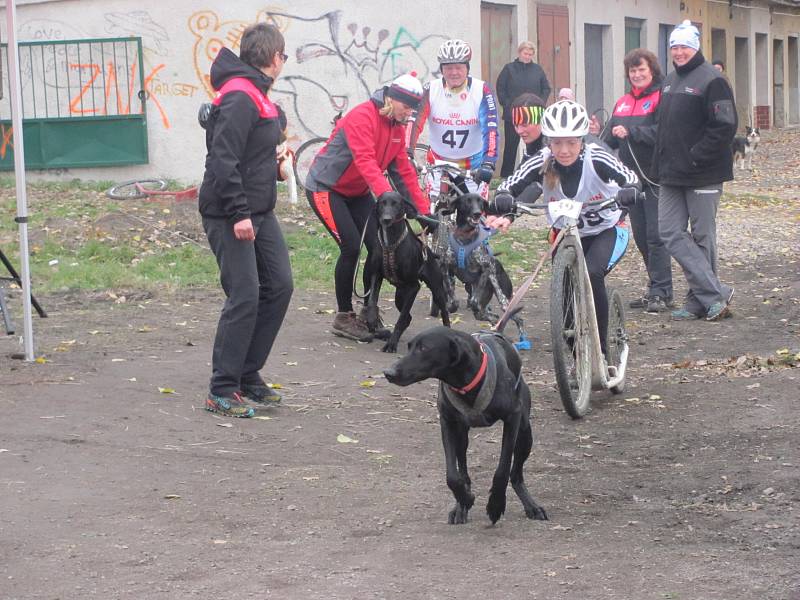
[0, 0, 493, 183]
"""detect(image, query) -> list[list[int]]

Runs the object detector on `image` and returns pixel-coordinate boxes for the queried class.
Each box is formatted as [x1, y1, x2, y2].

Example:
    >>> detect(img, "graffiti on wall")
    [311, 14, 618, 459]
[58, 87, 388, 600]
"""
[102, 11, 200, 128]
[188, 8, 446, 139]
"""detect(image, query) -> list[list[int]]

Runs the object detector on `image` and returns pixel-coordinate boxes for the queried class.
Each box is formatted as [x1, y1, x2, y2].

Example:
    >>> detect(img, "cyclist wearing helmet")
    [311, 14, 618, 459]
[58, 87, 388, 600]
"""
[491, 100, 640, 358]
[306, 73, 431, 343]
[408, 39, 499, 205]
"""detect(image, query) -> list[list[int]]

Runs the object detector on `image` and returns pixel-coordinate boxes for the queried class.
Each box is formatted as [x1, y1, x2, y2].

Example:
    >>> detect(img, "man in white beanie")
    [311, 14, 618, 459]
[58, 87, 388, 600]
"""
[652, 20, 737, 322]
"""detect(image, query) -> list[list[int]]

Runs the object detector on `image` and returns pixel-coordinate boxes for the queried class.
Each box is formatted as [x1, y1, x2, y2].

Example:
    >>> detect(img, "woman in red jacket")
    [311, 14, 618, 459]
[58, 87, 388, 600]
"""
[590, 48, 673, 313]
[306, 73, 430, 342]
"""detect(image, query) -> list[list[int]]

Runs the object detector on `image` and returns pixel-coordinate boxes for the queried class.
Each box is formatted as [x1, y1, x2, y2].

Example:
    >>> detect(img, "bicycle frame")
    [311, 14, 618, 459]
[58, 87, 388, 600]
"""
[135, 182, 197, 201]
[560, 227, 628, 391]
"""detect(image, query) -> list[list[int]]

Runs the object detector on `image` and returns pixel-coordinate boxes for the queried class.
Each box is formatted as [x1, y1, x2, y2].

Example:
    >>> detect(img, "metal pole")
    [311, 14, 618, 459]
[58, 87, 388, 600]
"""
[6, 0, 35, 361]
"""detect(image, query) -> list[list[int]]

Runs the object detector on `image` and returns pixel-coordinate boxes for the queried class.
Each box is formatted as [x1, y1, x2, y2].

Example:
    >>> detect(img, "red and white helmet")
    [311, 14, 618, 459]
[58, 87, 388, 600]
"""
[541, 100, 590, 137]
[437, 39, 472, 65]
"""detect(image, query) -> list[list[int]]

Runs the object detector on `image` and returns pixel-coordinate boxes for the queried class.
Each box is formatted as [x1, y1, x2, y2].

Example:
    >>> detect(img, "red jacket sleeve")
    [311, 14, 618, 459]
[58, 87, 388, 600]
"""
[340, 105, 392, 197]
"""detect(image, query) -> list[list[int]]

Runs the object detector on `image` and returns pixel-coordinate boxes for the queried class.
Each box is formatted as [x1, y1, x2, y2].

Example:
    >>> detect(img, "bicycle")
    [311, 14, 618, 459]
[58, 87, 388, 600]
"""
[106, 179, 198, 201]
[292, 112, 343, 194]
[413, 159, 530, 348]
[106, 147, 297, 203]
[497, 191, 639, 419]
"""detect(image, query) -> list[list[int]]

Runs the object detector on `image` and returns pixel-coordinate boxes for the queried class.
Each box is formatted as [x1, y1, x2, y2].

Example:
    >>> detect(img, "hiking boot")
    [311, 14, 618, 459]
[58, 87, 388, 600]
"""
[705, 302, 730, 322]
[629, 294, 648, 309]
[206, 392, 255, 418]
[241, 382, 281, 405]
[670, 308, 703, 321]
[358, 305, 390, 340]
[646, 295, 668, 313]
[332, 311, 373, 342]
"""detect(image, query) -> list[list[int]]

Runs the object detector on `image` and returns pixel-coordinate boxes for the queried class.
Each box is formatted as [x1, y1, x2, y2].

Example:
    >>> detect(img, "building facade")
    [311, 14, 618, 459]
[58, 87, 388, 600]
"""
[0, 0, 797, 181]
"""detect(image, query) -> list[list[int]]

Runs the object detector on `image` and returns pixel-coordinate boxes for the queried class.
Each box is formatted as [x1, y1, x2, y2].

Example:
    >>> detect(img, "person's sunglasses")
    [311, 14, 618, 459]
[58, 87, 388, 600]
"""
[280, 52, 289, 62]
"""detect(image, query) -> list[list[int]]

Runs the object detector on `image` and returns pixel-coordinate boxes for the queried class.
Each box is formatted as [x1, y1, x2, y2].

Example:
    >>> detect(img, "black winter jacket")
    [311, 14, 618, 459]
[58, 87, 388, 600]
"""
[651, 51, 737, 187]
[495, 59, 551, 117]
[603, 77, 662, 181]
[199, 47, 285, 222]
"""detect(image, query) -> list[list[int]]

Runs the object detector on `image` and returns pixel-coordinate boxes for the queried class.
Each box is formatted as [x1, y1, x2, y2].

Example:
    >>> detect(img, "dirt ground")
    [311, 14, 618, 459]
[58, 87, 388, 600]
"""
[2, 130, 799, 599]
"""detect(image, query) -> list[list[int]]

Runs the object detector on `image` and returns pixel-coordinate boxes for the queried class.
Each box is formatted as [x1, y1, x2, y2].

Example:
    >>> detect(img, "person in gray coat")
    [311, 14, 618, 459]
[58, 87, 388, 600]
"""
[496, 41, 551, 176]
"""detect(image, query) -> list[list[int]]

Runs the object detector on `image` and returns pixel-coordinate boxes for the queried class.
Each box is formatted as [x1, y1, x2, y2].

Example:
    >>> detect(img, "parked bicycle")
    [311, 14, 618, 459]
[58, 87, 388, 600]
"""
[496, 191, 639, 418]
[292, 112, 343, 193]
[106, 179, 198, 201]
[106, 143, 296, 203]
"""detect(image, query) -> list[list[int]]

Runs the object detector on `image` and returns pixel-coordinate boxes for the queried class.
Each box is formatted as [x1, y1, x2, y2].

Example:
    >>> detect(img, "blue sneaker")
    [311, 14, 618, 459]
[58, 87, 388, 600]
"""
[206, 392, 255, 418]
[705, 302, 730, 322]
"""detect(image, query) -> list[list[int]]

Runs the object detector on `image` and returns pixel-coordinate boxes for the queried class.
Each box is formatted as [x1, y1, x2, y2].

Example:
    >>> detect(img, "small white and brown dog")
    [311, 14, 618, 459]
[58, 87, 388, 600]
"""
[732, 127, 761, 170]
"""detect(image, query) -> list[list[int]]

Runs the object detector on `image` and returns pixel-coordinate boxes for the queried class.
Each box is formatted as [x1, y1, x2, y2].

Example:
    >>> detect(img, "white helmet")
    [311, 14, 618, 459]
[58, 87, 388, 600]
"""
[541, 100, 590, 138]
[437, 39, 472, 65]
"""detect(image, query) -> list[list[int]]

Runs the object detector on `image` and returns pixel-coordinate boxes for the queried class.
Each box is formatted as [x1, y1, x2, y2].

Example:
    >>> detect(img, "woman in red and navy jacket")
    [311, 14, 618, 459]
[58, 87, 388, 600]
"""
[592, 48, 673, 313]
[306, 74, 430, 342]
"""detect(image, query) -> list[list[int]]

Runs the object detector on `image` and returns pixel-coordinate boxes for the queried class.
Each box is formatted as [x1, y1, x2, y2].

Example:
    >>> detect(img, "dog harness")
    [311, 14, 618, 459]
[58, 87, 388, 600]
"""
[448, 225, 495, 271]
[378, 220, 413, 286]
[442, 341, 497, 418]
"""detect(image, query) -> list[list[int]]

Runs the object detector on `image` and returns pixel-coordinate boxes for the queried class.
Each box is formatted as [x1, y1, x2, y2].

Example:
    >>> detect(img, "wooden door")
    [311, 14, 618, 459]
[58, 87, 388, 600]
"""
[480, 2, 515, 166]
[537, 3, 570, 103]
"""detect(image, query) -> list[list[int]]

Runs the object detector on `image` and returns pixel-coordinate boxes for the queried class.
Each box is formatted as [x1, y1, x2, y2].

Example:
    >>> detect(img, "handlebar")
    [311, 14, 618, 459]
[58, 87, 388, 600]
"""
[487, 189, 643, 217]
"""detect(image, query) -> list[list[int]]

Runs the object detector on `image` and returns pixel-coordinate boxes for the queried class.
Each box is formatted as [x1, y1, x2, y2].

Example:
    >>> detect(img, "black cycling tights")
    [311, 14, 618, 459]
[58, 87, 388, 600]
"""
[580, 227, 616, 355]
[307, 189, 377, 313]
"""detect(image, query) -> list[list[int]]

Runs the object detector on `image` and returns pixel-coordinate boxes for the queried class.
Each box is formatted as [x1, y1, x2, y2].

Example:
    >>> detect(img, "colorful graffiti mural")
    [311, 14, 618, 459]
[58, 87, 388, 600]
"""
[188, 8, 446, 139]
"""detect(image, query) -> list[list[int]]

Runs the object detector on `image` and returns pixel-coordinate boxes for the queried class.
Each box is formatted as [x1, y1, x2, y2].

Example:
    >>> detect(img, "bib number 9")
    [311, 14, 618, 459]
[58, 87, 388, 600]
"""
[442, 129, 469, 149]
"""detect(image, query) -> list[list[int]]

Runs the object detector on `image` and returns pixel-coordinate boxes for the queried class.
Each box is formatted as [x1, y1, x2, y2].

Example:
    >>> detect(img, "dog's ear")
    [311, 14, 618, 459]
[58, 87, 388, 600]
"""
[448, 335, 467, 364]
[745, 126, 752, 135]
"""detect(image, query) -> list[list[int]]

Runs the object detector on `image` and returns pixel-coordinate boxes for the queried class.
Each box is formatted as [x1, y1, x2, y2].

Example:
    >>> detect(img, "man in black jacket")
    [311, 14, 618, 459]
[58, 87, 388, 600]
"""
[496, 42, 551, 176]
[199, 23, 293, 417]
[652, 20, 736, 322]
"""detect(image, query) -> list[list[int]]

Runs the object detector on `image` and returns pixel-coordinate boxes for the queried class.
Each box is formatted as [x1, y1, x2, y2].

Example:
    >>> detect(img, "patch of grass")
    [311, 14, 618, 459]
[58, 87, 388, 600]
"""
[285, 225, 339, 289]
[3, 179, 555, 295]
[28, 239, 218, 293]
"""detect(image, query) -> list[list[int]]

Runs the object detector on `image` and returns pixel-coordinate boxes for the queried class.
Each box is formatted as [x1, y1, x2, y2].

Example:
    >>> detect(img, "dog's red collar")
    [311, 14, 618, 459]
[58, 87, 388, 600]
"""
[449, 344, 488, 395]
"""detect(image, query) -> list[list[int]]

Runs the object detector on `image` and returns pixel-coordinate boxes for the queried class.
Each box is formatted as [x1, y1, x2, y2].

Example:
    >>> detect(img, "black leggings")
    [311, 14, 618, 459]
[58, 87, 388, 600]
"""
[307, 188, 377, 313]
[581, 227, 616, 355]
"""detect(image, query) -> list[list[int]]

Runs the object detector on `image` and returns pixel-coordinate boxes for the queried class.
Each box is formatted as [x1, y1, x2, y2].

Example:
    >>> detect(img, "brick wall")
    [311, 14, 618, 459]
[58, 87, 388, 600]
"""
[754, 105, 771, 130]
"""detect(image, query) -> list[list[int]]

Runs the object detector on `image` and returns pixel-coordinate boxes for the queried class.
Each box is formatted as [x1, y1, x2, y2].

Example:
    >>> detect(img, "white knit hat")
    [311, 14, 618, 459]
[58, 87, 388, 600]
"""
[386, 72, 423, 109]
[669, 20, 700, 51]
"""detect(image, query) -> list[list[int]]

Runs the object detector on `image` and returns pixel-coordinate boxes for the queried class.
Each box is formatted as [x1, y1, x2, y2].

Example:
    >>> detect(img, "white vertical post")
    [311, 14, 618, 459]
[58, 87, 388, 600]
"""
[6, 0, 35, 361]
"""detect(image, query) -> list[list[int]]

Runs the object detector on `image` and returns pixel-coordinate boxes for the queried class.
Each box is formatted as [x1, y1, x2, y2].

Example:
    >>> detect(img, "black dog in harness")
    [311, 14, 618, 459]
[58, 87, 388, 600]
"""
[362, 192, 451, 353]
[384, 326, 548, 525]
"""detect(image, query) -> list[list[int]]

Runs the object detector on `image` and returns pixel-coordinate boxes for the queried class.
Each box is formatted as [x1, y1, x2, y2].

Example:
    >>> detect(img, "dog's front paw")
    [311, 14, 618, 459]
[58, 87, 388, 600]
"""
[525, 503, 548, 521]
[373, 327, 391, 341]
[486, 490, 507, 524]
[381, 340, 399, 353]
[448, 503, 470, 525]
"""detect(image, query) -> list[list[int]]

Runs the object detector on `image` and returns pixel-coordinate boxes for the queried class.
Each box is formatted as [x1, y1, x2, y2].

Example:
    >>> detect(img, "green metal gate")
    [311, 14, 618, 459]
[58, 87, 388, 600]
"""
[0, 36, 148, 170]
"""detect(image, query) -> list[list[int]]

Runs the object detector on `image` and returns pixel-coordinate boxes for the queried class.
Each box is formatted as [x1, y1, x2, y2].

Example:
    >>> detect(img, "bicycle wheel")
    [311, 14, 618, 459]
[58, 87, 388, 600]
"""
[606, 287, 627, 394]
[550, 245, 592, 419]
[106, 178, 167, 200]
[293, 137, 327, 193]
